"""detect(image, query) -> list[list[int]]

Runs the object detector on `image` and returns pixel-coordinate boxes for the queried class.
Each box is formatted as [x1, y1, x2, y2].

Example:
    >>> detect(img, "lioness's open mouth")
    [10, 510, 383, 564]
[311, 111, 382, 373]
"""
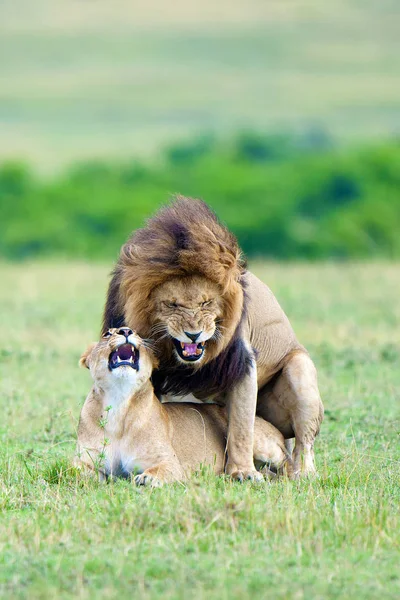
[108, 343, 139, 370]
[172, 339, 205, 362]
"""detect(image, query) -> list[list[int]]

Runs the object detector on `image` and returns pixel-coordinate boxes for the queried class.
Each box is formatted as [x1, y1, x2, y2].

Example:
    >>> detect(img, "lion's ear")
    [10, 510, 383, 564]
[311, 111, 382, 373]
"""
[79, 343, 97, 369]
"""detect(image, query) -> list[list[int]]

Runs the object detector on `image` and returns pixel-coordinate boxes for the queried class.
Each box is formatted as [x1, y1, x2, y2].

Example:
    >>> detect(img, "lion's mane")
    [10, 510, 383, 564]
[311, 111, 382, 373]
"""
[103, 196, 252, 396]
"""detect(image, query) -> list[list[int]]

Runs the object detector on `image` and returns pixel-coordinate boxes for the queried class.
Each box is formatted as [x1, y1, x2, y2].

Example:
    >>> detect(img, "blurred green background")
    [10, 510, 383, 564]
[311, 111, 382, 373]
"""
[1, 0, 399, 260]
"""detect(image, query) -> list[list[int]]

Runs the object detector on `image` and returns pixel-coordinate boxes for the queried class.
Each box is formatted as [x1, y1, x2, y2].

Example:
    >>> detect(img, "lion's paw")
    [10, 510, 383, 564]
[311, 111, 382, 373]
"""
[229, 469, 264, 483]
[293, 468, 317, 480]
[134, 473, 164, 488]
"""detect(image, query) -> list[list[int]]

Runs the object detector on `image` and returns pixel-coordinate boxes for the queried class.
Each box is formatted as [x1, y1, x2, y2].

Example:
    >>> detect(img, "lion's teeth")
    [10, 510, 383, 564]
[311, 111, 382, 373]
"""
[183, 350, 188, 356]
[181, 342, 185, 348]
[196, 348, 202, 355]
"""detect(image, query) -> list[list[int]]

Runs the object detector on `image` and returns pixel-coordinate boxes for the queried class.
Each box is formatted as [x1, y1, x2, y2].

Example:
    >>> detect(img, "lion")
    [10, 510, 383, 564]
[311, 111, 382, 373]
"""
[102, 197, 324, 479]
[76, 328, 292, 485]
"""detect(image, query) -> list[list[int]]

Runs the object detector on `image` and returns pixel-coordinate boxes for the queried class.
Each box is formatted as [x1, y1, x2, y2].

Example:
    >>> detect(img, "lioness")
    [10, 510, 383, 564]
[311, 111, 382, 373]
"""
[102, 197, 324, 480]
[76, 328, 292, 485]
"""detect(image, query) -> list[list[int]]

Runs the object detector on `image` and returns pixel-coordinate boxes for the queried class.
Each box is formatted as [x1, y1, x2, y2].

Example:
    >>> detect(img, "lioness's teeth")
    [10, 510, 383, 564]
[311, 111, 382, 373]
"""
[183, 350, 188, 356]
[181, 342, 185, 348]
[196, 348, 202, 355]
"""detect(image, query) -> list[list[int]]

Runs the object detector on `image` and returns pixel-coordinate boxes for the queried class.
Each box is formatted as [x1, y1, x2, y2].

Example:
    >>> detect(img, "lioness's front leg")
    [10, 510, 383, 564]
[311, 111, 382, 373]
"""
[73, 451, 107, 482]
[225, 357, 263, 482]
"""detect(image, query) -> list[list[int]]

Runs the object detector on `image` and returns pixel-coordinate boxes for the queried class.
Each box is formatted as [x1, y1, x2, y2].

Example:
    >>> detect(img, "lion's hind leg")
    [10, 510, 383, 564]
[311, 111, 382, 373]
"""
[273, 352, 324, 477]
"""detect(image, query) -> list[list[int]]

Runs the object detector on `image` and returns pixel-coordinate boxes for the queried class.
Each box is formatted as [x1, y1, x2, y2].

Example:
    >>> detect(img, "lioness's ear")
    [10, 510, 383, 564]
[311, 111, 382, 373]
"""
[79, 343, 97, 369]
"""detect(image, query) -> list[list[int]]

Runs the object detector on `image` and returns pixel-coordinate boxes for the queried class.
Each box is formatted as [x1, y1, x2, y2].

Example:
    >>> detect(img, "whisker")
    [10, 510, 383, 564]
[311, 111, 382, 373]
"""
[149, 325, 164, 333]
[155, 332, 171, 343]
[211, 329, 223, 343]
[141, 338, 157, 351]
[149, 323, 169, 335]
[149, 329, 168, 339]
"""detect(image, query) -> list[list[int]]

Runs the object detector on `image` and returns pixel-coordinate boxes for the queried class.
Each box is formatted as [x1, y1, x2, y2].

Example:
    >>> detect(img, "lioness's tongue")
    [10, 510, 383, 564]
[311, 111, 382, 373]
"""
[183, 343, 198, 356]
[118, 344, 133, 360]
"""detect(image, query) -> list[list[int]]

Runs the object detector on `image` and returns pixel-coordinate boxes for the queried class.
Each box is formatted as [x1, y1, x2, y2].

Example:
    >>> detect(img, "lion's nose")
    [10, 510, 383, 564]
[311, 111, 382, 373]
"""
[118, 327, 133, 338]
[184, 331, 202, 342]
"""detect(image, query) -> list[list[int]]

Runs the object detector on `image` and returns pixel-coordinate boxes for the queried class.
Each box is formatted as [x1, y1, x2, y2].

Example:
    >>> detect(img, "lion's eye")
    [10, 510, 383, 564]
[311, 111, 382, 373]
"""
[168, 302, 178, 309]
[103, 331, 112, 338]
[202, 300, 212, 307]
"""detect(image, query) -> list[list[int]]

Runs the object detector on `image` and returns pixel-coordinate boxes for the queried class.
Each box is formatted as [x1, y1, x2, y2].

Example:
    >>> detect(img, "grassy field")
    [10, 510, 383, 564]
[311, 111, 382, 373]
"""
[0, 261, 399, 599]
[1, 0, 399, 170]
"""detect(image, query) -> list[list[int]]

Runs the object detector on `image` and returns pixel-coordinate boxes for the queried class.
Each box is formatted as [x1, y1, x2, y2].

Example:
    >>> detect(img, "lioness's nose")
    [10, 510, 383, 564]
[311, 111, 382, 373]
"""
[118, 327, 133, 338]
[184, 331, 202, 342]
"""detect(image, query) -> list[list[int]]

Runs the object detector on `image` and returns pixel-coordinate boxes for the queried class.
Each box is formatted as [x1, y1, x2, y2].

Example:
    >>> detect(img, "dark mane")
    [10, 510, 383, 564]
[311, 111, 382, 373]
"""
[151, 332, 253, 400]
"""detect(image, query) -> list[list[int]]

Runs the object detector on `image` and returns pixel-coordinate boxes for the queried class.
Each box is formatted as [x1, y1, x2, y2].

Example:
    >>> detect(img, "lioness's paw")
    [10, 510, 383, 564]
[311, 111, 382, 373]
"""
[229, 470, 264, 483]
[134, 473, 164, 488]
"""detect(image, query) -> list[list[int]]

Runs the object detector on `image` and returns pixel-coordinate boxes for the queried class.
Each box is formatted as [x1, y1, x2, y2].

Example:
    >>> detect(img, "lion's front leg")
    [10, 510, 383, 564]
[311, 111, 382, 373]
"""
[225, 359, 263, 482]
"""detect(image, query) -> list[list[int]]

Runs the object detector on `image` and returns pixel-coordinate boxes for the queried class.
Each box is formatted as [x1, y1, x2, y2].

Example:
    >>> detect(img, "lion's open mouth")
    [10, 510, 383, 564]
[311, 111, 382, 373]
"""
[108, 343, 139, 370]
[172, 339, 205, 362]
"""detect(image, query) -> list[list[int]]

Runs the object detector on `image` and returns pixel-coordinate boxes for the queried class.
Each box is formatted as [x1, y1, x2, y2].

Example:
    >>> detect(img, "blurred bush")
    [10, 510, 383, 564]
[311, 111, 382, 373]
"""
[0, 133, 399, 260]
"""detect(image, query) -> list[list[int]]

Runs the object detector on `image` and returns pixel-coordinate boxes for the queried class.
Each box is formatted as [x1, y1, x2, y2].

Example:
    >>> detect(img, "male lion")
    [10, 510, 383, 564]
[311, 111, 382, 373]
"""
[76, 328, 292, 484]
[102, 197, 324, 480]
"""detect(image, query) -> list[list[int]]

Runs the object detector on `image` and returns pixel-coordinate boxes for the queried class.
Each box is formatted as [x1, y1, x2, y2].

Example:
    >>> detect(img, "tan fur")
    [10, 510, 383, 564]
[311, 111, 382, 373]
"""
[149, 276, 225, 364]
[102, 197, 324, 479]
[76, 330, 292, 486]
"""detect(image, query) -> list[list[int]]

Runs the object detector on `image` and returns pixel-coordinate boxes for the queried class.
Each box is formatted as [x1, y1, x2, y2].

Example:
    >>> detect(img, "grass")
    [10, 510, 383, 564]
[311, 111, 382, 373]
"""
[1, 0, 399, 170]
[0, 261, 399, 599]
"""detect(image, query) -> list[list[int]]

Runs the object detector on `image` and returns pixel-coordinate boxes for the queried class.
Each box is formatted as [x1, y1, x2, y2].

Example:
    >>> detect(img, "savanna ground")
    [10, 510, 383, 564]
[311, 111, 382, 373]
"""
[1, 0, 399, 170]
[0, 261, 399, 599]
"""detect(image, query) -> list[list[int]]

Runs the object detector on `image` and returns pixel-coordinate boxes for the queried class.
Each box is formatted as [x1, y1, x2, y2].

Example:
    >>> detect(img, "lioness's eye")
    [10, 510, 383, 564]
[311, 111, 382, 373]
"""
[202, 300, 212, 307]
[103, 331, 112, 338]
[167, 302, 178, 309]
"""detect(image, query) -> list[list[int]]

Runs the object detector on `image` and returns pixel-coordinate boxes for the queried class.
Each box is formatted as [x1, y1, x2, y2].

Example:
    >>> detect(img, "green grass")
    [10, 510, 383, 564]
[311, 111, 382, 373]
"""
[1, 0, 399, 170]
[0, 261, 399, 598]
